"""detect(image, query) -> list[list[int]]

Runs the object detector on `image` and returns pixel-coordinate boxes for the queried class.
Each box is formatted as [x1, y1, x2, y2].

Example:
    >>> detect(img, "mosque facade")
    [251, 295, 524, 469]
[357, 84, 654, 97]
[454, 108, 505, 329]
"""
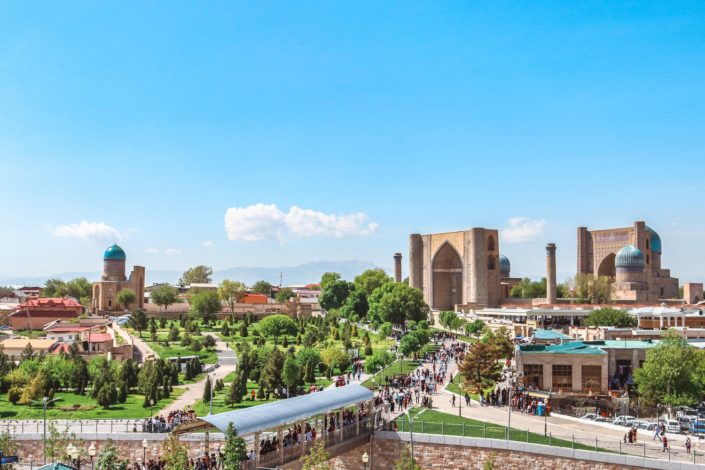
[92, 244, 145, 312]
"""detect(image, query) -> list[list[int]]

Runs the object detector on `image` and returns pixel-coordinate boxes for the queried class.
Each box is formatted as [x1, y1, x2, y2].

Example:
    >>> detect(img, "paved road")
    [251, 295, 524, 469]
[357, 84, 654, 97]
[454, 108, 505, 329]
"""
[112, 323, 157, 363]
[159, 332, 237, 415]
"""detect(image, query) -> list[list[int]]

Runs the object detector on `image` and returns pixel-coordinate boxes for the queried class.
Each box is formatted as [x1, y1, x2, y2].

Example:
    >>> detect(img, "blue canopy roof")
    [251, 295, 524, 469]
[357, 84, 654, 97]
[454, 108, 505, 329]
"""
[201, 384, 373, 435]
[533, 329, 570, 340]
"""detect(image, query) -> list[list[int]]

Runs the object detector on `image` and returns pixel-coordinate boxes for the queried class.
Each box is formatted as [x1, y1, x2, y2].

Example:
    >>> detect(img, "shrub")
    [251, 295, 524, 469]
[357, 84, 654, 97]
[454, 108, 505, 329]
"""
[7, 386, 21, 404]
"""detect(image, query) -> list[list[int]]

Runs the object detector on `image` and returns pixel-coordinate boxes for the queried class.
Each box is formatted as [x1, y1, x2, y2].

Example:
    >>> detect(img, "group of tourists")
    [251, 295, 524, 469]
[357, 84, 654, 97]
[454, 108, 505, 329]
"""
[142, 409, 197, 433]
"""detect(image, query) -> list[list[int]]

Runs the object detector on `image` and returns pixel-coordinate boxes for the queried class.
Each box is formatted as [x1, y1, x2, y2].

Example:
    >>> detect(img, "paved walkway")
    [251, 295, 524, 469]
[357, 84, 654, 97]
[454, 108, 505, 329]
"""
[159, 333, 237, 415]
[112, 323, 157, 363]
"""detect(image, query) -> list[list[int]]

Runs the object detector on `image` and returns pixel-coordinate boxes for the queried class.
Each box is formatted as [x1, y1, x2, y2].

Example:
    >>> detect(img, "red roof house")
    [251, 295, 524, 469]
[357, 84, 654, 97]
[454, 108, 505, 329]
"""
[9, 297, 84, 330]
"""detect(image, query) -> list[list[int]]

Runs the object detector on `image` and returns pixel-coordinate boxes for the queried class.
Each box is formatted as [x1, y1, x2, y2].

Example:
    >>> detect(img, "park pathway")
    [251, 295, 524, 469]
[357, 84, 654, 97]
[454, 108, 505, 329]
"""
[111, 322, 158, 363]
[159, 332, 237, 416]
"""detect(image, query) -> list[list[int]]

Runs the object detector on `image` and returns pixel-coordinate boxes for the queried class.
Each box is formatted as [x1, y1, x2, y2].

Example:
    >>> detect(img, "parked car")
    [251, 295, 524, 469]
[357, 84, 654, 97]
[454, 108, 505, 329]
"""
[594, 417, 611, 423]
[678, 416, 693, 432]
[665, 419, 681, 434]
[613, 415, 636, 426]
[580, 413, 597, 420]
[638, 422, 658, 432]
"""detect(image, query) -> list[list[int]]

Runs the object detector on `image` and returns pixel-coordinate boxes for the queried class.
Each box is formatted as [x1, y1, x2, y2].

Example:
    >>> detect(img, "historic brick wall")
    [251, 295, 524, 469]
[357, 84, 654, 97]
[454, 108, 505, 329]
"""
[326, 437, 673, 470]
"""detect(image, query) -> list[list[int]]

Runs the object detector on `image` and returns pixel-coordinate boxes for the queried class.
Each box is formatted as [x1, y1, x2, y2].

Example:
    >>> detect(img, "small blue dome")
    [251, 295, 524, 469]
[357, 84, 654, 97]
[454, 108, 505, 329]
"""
[104, 244, 126, 260]
[499, 254, 510, 275]
[616, 245, 645, 269]
[646, 226, 662, 254]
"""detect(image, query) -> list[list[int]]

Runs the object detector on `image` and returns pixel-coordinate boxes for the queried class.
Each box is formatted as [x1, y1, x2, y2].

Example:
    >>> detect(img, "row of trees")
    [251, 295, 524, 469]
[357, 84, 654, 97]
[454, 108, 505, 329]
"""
[507, 274, 611, 304]
[318, 269, 430, 328]
[458, 327, 514, 395]
[438, 311, 486, 338]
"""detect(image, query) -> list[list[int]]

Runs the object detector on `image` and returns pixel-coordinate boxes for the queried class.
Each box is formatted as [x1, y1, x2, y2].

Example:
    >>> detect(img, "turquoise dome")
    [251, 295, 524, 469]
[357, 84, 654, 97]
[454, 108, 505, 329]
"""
[499, 254, 511, 275]
[104, 244, 126, 260]
[615, 245, 645, 269]
[646, 226, 662, 254]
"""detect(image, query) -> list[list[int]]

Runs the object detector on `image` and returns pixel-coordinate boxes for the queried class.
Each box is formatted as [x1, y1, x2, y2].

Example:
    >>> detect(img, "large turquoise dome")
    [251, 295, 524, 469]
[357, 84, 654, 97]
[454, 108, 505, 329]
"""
[646, 226, 662, 254]
[104, 244, 126, 260]
[616, 244, 645, 269]
[499, 254, 511, 275]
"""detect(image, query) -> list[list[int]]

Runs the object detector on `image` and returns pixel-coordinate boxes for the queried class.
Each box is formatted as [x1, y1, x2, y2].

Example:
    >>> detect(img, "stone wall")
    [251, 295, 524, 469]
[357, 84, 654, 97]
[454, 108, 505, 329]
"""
[327, 432, 700, 470]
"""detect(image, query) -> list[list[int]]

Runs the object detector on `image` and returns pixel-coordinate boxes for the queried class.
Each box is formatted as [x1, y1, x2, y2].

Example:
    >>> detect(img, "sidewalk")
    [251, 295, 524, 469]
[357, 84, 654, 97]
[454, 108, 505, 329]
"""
[112, 322, 158, 363]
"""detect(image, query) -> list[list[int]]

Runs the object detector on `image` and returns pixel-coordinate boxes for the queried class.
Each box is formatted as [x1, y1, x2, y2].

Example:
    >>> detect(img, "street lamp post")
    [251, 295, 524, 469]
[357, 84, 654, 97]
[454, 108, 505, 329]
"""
[142, 439, 148, 463]
[404, 410, 415, 462]
[88, 443, 96, 470]
[361, 451, 369, 470]
[31, 396, 62, 464]
[209, 374, 214, 415]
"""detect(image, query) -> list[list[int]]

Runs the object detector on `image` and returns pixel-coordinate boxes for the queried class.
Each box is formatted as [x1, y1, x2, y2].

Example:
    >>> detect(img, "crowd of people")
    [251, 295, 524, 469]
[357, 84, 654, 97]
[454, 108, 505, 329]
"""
[142, 409, 197, 433]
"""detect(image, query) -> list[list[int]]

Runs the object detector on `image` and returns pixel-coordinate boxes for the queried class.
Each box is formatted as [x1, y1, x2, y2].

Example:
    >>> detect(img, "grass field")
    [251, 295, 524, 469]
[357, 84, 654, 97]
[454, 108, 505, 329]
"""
[394, 408, 605, 451]
[126, 327, 219, 364]
[361, 360, 419, 389]
[0, 388, 184, 420]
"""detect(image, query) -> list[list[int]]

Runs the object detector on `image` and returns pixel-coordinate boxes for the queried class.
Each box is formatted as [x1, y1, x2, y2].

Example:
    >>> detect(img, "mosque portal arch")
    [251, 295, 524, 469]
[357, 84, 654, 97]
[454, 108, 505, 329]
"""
[432, 242, 463, 310]
[597, 253, 616, 282]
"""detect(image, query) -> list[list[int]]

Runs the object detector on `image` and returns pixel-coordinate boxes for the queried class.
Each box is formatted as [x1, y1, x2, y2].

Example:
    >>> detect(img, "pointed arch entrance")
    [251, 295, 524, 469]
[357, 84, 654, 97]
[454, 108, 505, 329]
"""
[597, 253, 616, 282]
[432, 242, 463, 310]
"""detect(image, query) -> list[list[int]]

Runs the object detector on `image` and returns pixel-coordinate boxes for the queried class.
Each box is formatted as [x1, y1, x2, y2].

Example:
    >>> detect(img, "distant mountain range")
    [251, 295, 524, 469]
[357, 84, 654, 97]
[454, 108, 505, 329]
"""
[0, 260, 384, 287]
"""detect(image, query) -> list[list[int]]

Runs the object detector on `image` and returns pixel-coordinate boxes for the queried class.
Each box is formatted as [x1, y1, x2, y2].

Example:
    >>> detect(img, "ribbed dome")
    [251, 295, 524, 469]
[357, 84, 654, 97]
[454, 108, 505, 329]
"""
[646, 226, 662, 254]
[616, 245, 645, 269]
[104, 244, 126, 260]
[499, 254, 510, 275]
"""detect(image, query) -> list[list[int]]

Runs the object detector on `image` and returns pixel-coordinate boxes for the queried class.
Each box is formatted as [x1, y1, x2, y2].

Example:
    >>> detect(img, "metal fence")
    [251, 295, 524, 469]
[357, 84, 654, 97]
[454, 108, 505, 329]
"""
[394, 420, 705, 465]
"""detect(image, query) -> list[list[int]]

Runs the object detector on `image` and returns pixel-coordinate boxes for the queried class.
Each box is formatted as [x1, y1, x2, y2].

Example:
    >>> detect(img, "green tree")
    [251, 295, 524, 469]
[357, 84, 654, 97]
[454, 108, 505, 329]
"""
[96, 439, 128, 470]
[203, 375, 212, 404]
[282, 356, 301, 395]
[252, 280, 273, 296]
[257, 314, 298, 343]
[42, 278, 69, 297]
[151, 284, 179, 311]
[275, 287, 295, 303]
[320, 346, 348, 378]
[260, 347, 285, 393]
[395, 447, 422, 470]
[161, 434, 189, 469]
[65, 277, 94, 306]
[584, 307, 637, 328]
[438, 311, 458, 329]
[634, 332, 699, 411]
[369, 283, 429, 327]
[354, 268, 392, 295]
[398, 333, 421, 357]
[364, 350, 393, 374]
[319, 280, 354, 311]
[128, 308, 148, 337]
[300, 440, 333, 470]
[178, 265, 214, 287]
[465, 319, 486, 337]
[219, 280, 247, 320]
[458, 340, 504, 395]
[190, 290, 222, 324]
[340, 289, 369, 319]
[222, 423, 248, 470]
[96, 383, 118, 409]
[296, 347, 321, 384]
[116, 288, 137, 311]
[225, 372, 244, 405]
[319, 272, 342, 291]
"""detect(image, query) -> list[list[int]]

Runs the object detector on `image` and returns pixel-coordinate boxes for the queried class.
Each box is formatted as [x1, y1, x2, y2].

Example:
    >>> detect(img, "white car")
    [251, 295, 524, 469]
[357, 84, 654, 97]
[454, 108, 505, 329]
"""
[580, 413, 597, 420]
[665, 419, 681, 434]
[613, 415, 636, 426]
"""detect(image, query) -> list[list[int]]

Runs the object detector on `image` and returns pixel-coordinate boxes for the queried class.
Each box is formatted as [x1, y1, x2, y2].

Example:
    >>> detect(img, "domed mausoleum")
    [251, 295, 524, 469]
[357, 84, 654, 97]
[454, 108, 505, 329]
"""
[577, 221, 678, 302]
[92, 244, 145, 312]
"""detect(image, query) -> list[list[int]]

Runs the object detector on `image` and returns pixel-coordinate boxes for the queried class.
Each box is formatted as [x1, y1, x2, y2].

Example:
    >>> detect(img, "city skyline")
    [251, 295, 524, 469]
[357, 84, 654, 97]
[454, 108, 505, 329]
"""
[2, 2, 704, 283]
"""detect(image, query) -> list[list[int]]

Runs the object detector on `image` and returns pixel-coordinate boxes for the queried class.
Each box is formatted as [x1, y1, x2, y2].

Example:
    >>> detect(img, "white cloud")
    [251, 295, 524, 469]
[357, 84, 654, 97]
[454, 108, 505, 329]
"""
[202, 240, 215, 248]
[501, 217, 546, 243]
[164, 248, 182, 256]
[144, 247, 160, 254]
[51, 220, 123, 243]
[224, 204, 378, 241]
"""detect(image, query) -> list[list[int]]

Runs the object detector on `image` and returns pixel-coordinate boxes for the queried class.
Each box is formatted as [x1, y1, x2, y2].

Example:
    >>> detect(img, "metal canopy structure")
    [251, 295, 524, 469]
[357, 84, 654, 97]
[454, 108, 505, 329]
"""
[201, 384, 373, 435]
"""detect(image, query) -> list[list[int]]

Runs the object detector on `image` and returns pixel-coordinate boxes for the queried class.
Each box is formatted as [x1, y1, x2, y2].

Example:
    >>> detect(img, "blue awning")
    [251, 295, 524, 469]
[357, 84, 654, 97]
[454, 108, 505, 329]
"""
[200, 384, 374, 435]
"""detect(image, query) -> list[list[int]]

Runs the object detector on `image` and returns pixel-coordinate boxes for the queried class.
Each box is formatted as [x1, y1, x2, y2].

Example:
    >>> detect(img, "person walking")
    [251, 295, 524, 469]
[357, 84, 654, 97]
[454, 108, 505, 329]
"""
[662, 434, 668, 453]
[686, 437, 692, 454]
[451, 394, 456, 407]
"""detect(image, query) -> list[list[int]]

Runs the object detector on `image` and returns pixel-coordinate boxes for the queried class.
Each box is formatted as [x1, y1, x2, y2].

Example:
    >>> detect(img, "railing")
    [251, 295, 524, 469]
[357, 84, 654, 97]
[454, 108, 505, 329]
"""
[0, 418, 172, 434]
[238, 421, 373, 470]
[393, 420, 705, 465]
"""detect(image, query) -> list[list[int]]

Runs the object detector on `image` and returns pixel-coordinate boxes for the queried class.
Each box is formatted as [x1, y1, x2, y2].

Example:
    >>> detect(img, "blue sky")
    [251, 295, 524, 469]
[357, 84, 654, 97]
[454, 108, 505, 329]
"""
[1, 1, 704, 283]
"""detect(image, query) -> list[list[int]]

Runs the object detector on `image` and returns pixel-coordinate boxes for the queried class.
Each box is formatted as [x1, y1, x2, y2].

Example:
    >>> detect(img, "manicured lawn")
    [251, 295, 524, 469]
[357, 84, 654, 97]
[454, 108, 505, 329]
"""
[395, 409, 605, 451]
[0, 388, 184, 420]
[361, 360, 419, 389]
[127, 327, 219, 364]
